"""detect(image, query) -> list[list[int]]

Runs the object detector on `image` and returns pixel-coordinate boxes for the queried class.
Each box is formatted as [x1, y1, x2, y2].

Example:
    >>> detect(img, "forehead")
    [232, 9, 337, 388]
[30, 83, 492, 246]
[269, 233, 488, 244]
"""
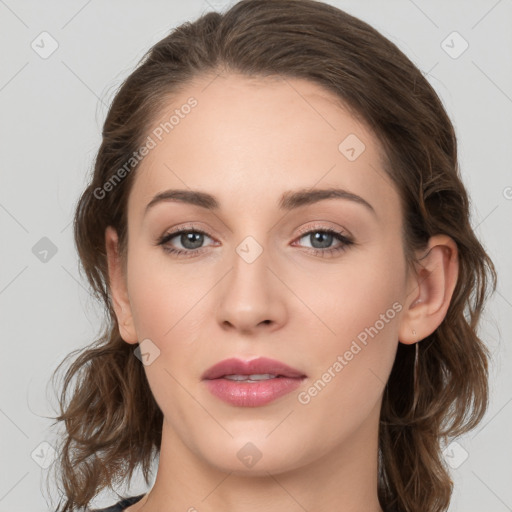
[128, 72, 398, 222]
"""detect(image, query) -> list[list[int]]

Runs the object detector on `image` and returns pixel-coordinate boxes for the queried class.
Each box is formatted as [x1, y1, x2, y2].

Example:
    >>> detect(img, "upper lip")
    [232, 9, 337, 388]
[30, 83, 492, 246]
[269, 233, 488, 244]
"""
[201, 357, 306, 380]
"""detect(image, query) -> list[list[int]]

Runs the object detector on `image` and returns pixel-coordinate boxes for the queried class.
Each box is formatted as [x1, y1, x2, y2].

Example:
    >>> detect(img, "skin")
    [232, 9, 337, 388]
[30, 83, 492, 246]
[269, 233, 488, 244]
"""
[105, 72, 459, 512]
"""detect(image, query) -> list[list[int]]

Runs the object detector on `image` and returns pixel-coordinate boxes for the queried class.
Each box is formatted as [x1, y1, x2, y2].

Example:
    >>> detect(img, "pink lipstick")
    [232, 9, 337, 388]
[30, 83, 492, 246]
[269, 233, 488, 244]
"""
[201, 357, 306, 407]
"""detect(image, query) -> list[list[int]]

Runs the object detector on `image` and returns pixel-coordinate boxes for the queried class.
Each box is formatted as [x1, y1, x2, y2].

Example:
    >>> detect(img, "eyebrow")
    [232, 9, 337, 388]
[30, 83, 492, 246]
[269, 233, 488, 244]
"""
[144, 187, 376, 216]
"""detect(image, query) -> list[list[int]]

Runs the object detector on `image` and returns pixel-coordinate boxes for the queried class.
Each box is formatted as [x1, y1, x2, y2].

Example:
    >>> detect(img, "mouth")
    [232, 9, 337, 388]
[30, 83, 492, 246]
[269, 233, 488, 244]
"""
[201, 357, 306, 407]
[222, 373, 284, 382]
[201, 356, 306, 380]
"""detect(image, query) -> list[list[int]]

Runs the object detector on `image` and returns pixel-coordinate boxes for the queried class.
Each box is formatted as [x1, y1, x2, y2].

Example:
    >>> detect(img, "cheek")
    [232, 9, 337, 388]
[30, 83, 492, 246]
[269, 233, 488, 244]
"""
[291, 273, 403, 452]
[125, 245, 217, 358]
[125, 246, 179, 338]
[303, 237, 404, 333]
[296, 240, 405, 394]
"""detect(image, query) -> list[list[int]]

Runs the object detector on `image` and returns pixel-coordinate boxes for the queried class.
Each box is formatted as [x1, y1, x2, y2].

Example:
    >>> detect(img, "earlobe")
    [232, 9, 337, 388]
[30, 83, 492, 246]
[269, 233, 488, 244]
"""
[398, 235, 459, 344]
[105, 226, 138, 344]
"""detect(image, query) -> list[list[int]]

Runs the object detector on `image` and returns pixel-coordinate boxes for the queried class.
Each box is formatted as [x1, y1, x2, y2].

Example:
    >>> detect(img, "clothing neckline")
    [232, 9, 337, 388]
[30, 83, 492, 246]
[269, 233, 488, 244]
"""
[116, 493, 146, 511]
[89, 493, 146, 512]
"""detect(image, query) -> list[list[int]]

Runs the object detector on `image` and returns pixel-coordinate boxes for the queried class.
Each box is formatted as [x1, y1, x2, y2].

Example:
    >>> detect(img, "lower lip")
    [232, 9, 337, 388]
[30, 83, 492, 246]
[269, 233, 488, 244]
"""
[204, 377, 304, 407]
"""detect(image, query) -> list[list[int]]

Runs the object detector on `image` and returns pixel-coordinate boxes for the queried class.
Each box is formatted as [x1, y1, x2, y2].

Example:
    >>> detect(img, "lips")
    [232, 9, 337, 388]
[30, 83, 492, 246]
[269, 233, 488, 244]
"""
[201, 357, 306, 380]
[201, 357, 307, 407]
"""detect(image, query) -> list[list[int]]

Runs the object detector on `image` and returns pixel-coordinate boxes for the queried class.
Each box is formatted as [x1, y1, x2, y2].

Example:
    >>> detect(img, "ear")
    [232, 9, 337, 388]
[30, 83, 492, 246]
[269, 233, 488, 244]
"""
[105, 226, 138, 344]
[398, 234, 459, 344]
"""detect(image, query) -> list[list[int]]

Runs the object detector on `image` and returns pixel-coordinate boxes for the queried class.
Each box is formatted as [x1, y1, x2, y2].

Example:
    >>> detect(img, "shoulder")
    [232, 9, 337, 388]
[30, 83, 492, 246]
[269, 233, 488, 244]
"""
[87, 494, 146, 512]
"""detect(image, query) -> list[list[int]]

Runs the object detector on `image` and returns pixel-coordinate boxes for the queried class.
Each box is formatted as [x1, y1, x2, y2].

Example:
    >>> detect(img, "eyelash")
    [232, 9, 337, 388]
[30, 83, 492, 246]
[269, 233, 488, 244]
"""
[156, 223, 354, 259]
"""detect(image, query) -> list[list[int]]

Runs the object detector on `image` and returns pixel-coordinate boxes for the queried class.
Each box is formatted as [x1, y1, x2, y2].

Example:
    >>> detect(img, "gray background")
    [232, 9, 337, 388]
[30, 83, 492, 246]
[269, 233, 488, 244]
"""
[0, 0, 511, 511]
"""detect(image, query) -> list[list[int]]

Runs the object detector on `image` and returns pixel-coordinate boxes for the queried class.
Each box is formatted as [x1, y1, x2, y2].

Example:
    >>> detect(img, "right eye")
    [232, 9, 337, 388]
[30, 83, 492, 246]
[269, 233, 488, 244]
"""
[157, 227, 217, 257]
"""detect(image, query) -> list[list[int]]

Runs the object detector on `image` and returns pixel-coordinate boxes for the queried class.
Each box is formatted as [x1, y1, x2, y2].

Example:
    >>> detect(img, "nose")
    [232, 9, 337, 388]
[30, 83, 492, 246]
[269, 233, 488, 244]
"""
[216, 243, 287, 335]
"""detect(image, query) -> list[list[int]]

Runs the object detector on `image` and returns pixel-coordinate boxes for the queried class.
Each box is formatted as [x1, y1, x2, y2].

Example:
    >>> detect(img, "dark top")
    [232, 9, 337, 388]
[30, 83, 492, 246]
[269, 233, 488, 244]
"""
[88, 494, 146, 512]
[88, 493, 398, 511]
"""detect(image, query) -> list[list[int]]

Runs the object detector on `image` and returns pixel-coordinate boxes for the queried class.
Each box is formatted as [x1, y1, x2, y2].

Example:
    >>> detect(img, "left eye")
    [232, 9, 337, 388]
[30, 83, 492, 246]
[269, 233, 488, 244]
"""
[296, 229, 346, 250]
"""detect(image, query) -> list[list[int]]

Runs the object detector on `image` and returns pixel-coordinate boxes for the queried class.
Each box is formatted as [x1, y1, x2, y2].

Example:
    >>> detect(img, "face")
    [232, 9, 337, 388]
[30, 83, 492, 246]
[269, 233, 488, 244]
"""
[110, 73, 415, 475]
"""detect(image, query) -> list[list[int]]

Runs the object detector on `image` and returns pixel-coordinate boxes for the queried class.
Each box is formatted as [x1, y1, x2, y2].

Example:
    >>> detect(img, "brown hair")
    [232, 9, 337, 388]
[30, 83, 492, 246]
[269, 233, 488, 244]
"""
[47, 1, 497, 511]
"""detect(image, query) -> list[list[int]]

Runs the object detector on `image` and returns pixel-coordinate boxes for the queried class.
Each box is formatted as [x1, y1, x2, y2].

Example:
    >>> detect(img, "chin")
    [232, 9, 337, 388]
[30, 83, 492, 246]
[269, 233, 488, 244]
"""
[196, 435, 312, 477]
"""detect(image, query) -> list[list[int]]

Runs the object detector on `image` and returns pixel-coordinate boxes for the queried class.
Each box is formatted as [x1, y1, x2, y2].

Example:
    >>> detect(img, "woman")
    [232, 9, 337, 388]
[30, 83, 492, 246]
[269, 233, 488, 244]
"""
[48, 1, 497, 511]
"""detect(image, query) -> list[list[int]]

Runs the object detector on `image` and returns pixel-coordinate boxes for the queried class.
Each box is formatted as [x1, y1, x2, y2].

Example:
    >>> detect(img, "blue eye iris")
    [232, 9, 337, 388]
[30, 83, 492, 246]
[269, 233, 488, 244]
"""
[306, 231, 335, 249]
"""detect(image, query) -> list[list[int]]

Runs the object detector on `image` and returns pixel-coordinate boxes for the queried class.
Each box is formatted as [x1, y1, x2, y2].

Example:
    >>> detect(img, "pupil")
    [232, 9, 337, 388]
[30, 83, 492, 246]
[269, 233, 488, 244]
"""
[182, 232, 203, 249]
[311, 231, 332, 249]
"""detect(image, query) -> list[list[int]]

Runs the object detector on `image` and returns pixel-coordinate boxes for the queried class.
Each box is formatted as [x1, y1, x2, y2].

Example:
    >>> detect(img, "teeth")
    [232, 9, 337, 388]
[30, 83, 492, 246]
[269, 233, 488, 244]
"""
[224, 373, 278, 381]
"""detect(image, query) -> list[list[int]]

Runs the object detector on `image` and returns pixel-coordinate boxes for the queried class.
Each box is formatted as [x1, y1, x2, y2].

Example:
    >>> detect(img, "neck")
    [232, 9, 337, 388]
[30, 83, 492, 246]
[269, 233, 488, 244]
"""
[133, 409, 384, 512]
